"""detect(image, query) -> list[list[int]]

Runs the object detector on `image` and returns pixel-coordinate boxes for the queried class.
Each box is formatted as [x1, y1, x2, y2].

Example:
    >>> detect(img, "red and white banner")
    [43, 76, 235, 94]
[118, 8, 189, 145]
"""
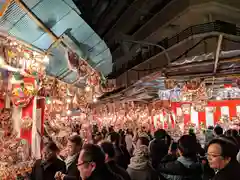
[1, 77, 45, 159]
[152, 100, 240, 130]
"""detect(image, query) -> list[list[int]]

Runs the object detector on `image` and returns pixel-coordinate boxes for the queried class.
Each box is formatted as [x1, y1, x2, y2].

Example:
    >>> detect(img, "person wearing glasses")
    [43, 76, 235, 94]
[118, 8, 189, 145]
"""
[207, 135, 240, 180]
[55, 135, 83, 180]
[77, 144, 122, 180]
[30, 142, 66, 180]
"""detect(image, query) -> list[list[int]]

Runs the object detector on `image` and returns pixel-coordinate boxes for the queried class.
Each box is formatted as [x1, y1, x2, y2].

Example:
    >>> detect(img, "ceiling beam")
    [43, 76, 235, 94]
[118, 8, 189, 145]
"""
[14, 0, 58, 41]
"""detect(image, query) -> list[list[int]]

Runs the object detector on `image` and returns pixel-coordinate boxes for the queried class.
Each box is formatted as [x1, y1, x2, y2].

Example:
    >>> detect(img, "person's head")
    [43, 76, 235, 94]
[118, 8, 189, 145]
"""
[108, 126, 114, 133]
[231, 129, 239, 137]
[99, 141, 115, 162]
[42, 141, 59, 162]
[225, 129, 238, 137]
[169, 142, 178, 155]
[108, 132, 120, 146]
[78, 144, 105, 179]
[154, 129, 166, 139]
[208, 126, 214, 130]
[93, 132, 103, 144]
[126, 129, 132, 135]
[136, 136, 150, 148]
[67, 135, 83, 156]
[213, 126, 223, 136]
[207, 136, 239, 170]
[177, 135, 197, 158]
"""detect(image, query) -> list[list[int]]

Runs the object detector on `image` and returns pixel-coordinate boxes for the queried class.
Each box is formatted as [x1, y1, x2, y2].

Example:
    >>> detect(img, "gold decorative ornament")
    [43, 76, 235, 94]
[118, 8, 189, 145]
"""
[21, 116, 32, 130]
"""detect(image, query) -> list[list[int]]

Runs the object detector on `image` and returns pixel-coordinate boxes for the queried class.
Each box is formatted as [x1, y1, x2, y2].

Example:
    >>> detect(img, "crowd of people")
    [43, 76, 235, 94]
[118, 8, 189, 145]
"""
[29, 125, 240, 180]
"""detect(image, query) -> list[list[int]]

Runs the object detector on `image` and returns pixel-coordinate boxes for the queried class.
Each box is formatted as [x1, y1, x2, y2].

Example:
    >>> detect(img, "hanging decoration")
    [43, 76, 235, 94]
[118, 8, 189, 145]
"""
[66, 49, 115, 96]
[10, 77, 37, 107]
[181, 104, 191, 114]
[21, 116, 33, 130]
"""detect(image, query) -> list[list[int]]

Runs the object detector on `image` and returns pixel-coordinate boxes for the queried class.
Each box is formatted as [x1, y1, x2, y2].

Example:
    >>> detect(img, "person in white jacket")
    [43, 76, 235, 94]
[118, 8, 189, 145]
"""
[125, 129, 133, 155]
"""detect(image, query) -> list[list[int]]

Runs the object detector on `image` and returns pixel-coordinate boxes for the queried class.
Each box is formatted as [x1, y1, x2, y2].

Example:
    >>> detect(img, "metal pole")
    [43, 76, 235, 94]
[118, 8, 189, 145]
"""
[213, 34, 223, 74]
[123, 39, 171, 65]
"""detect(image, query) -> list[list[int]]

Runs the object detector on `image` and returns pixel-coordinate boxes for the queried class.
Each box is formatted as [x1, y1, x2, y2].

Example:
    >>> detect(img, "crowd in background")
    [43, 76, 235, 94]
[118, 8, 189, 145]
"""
[29, 125, 240, 180]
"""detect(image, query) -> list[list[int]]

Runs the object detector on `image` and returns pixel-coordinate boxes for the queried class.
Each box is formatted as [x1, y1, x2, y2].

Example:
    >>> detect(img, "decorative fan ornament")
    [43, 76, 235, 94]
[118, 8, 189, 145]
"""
[164, 79, 177, 89]
[192, 100, 208, 112]
[181, 104, 191, 114]
[21, 116, 32, 130]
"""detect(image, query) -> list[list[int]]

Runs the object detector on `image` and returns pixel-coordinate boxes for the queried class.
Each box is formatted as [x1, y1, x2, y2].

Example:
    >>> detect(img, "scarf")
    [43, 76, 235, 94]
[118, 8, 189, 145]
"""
[128, 145, 149, 170]
[65, 154, 78, 169]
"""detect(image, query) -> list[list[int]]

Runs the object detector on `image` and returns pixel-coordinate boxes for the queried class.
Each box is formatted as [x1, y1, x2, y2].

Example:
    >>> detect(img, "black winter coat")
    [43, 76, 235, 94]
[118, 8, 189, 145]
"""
[107, 160, 131, 180]
[212, 160, 240, 180]
[86, 164, 123, 180]
[158, 156, 203, 180]
[30, 158, 66, 180]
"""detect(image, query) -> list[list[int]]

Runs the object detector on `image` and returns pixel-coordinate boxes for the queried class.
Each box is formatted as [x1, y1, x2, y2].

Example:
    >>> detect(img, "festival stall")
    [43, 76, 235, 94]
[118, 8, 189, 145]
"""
[0, 33, 114, 179]
[92, 78, 240, 139]
[0, 34, 46, 179]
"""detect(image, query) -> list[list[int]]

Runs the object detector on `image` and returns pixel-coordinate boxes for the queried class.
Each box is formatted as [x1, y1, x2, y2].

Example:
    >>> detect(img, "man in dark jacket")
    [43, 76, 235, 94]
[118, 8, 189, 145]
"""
[77, 144, 122, 180]
[30, 142, 66, 180]
[158, 135, 203, 180]
[108, 132, 130, 169]
[149, 129, 169, 169]
[99, 141, 131, 180]
[55, 135, 83, 180]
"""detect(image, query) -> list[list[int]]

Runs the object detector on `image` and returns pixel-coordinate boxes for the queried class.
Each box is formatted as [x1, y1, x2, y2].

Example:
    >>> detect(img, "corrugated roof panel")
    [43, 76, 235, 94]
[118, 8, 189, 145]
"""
[51, 10, 84, 36]
[84, 33, 101, 51]
[97, 59, 113, 75]
[91, 48, 111, 63]
[2, 2, 26, 24]
[22, 0, 42, 9]
[62, 71, 79, 84]
[71, 23, 93, 42]
[62, 0, 81, 14]
[88, 40, 108, 57]
[9, 15, 44, 43]
[32, 33, 53, 49]
[0, 18, 13, 31]
[32, 0, 71, 24]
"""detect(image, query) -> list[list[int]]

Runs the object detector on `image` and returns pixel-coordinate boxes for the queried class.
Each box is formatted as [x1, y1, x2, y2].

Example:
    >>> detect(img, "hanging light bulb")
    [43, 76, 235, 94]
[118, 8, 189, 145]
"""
[93, 96, 98, 103]
[67, 110, 72, 115]
[43, 55, 49, 64]
[66, 98, 71, 103]
[85, 86, 91, 92]
[216, 96, 222, 100]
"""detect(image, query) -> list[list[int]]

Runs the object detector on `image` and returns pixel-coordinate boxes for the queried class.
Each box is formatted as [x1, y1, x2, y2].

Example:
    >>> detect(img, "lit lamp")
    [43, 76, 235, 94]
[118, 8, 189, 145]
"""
[43, 55, 49, 64]
[67, 110, 72, 116]
[93, 96, 98, 103]
[85, 86, 91, 92]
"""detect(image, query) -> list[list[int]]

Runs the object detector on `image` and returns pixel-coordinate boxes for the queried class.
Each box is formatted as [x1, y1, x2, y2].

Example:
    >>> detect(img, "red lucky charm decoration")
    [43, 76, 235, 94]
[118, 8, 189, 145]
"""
[67, 50, 79, 71]
[10, 78, 36, 107]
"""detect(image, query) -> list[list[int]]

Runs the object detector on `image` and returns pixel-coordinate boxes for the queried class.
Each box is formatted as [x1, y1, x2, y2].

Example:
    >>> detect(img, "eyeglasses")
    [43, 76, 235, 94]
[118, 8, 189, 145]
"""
[76, 161, 91, 167]
[206, 153, 222, 158]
